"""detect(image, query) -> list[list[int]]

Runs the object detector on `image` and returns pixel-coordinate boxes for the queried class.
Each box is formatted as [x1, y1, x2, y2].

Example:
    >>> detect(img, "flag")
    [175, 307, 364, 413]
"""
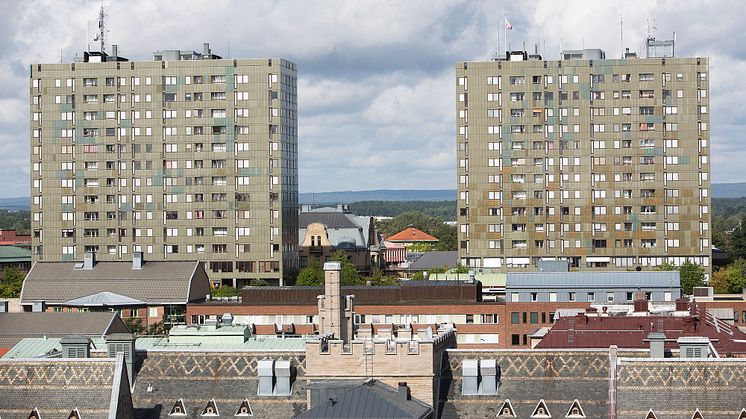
[505, 15, 513, 30]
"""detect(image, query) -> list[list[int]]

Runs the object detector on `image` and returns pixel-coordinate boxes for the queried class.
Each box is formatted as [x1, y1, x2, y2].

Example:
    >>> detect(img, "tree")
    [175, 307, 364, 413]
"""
[433, 223, 457, 251]
[329, 251, 361, 286]
[710, 259, 746, 294]
[123, 317, 144, 335]
[657, 261, 677, 271]
[679, 260, 706, 295]
[296, 258, 324, 286]
[363, 270, 400, 286]
[0, 267, 25, 298]
[211, 286, 241, 297]
[730, 218, 746, 260]
[249, 279, 270, 287]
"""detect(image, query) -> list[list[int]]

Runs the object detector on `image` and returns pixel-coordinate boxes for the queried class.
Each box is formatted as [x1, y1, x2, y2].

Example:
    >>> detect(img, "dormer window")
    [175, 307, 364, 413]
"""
[29, 408, 41, 419]
[566, 400, 585, 418]
[201, 399, 219, 416]
[644, 410, 658, 419]
[531, 399, 551, 418]
[169, 399, 187, 416]
[497, 399, 516, 417]
[235, 399, 254, 416]
[68, 408, 81, 419]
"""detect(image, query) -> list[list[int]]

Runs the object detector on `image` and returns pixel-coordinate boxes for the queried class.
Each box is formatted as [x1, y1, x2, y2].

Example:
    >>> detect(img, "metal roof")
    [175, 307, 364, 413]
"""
[294, 379, 432, 418]
[21, 260, 210, 304]
[0, 245, 31, 262]
[408, 251, 458, 270]
[300, 212, 360, 229]
[506, 271, 680, 289]
[65, 291, 146, 306]
[0, 312, 129, 349]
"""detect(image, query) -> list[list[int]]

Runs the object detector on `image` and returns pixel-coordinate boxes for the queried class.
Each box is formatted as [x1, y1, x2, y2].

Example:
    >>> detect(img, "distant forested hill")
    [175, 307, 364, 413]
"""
[299, 189, 455, 204]
[349, 201, 456, 219]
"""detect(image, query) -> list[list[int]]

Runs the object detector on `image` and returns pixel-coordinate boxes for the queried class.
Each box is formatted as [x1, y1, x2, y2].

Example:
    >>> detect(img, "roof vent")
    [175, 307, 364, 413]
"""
[645, 409, 658, 419]
[68, 408, 81, 419]
[82, 251, 96, 270]
[221, 313, 234, 326]
[132, 252, 144, 269]
[691, 409, 704, 419]
[29, 408, 41, 419]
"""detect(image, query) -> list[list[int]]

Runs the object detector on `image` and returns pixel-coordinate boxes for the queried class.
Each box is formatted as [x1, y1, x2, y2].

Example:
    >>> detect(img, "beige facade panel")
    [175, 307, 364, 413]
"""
[456, 55, 711, 273]
[30, 54, 298, 286]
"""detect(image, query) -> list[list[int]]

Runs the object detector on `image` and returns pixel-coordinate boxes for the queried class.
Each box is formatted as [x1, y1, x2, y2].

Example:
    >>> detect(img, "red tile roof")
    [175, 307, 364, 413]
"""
[537, 304, 746, 355]
[386, 227, 439, 242]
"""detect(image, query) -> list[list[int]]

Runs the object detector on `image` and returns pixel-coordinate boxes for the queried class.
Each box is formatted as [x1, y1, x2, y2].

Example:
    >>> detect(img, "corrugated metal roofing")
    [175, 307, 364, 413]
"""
[21, 260, 206, 304]
[506, 271, 680, 289]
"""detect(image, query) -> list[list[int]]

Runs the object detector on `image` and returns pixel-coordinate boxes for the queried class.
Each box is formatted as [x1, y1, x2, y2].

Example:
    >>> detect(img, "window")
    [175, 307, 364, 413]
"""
[511, 312, 520, 324]
[568, 292, 576, 302]
[511, 334, 520, 346]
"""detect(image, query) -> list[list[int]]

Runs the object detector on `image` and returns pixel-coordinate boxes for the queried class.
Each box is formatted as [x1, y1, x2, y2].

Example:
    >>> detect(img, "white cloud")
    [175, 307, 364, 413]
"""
[0, 0, 744, 197]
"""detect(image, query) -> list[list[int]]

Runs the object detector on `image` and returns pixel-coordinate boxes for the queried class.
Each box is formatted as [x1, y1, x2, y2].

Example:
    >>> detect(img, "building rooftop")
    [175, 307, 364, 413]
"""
[506, 270, 680, 289]
[386, 228, 438, 243]
[537, 305, 746, 355]
[0, 312, 129, 350]
[408, 251, 458, 271]
[0, 245, 31, 263]
[0, 354, 133, 417]
[294, 379, 432, 419]
[21, 260, 210, 305]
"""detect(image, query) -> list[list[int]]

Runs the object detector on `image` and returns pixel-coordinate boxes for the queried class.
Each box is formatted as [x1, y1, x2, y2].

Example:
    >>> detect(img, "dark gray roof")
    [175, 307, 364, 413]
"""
[506, 271, 680, 289]
[21, 260, 210, 305]
[0, 354, 133, 418]
[0, 312, 130, 349]
[132, 351, 308, 418]
[300, 212, 359, 229]
[408, 251, 458, 270]
[294, 379, 432, 419]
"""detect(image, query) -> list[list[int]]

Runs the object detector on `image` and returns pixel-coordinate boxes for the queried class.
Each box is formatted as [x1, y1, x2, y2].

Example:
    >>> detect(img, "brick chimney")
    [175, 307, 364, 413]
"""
[633, 291, 648, 313]
[318, 262, 354, 342]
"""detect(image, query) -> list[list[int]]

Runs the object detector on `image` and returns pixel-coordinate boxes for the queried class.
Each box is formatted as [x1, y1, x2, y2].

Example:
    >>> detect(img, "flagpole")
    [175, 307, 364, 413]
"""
[504, 13, 508, 52]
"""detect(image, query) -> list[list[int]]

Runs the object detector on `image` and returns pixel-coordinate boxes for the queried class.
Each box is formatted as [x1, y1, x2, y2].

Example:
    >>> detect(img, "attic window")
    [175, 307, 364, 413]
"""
[235, 399, 254, 416]
[201, 399, 219, 416]
[169, 399, 187, 416]
[29, 408, 41, 419]
[497, 399, 516, 417]
[644, 410, 658, 419]
[531, 399, 551, 418]
[565, 400, 585, 418]
[68, 408, 81, 419]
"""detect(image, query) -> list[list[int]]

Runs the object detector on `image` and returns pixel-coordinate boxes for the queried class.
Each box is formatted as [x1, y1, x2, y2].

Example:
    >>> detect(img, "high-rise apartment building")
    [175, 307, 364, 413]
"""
[30, 44, 298, 286]
[456, 44, 711, 273]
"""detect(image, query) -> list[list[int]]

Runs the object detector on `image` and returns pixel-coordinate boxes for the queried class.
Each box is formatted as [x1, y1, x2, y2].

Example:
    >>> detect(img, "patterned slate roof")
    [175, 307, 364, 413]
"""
[132, 351, 308, 418]
[440, 349, 610, 418]
[299, 212, 360, 229]
[616, 358, 746, 419]
[0, 312, 129, 349]
[0, 355, 133, 417]
[21, 260, 209, 304]
[386, 228, 438, 242]
[294, 379, 432, 418]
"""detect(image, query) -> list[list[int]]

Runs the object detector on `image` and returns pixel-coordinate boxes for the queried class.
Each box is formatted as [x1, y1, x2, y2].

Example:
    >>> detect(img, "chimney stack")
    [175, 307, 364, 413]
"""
[318, 262, 354, 342]
[633, 291, 648, 312]
[112, 44, 118, 57]
[203, 42, 210, 56]
[132, 252, 144, 269]
[83, 251, 96, 270]
[647, 332, 666, 358]
[675, 298, 689, 312]
[397, 382, 411, 400]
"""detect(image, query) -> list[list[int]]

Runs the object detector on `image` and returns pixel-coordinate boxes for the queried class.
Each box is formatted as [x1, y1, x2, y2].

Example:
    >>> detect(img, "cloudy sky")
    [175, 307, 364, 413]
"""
[0, 0, 744, 197]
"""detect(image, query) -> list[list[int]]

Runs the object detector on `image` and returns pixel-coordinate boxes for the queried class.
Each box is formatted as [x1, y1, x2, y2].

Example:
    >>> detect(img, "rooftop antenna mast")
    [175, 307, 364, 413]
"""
[93, 1, 107, 54]
[646, 17, 657, 40]
[619, 3, 624, 58]
[227, 17, 231, 57]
